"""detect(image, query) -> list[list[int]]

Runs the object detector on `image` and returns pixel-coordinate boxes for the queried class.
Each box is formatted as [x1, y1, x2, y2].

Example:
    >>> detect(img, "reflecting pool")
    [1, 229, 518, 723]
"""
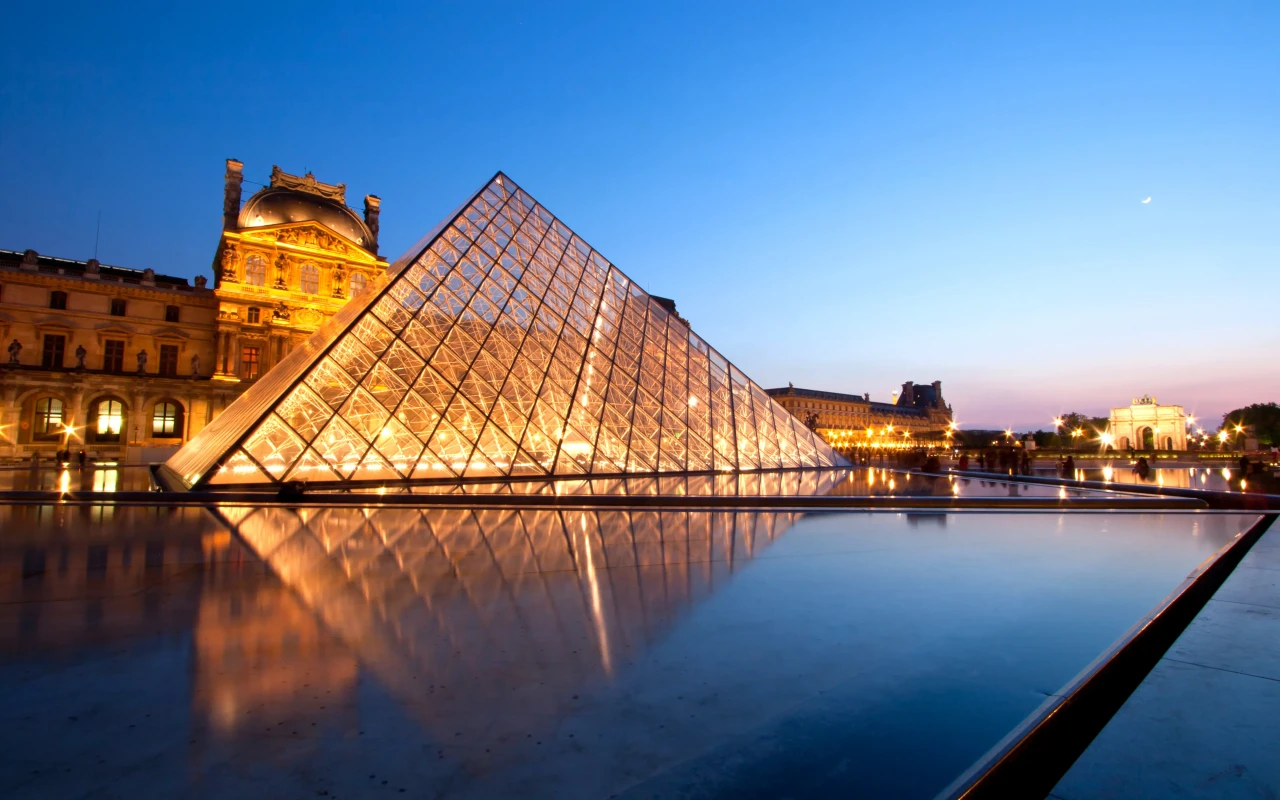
[0, 504, 1257, 798]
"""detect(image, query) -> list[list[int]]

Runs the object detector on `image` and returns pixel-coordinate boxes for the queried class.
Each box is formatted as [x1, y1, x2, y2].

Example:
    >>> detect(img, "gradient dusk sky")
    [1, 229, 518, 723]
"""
[1, 2, 1275, 430]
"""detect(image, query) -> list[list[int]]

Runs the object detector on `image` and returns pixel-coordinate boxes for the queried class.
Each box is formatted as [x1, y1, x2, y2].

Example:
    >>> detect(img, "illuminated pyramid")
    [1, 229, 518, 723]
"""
[164, 173, 847, 489]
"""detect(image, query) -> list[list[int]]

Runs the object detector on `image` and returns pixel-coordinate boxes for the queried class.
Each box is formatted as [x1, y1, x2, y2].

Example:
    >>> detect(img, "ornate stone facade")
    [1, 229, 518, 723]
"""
[0, 160, 386, 462]
[766, 380, 954, 448]
[211, 161, 388, 383]
[1107, 395, 1188, 451]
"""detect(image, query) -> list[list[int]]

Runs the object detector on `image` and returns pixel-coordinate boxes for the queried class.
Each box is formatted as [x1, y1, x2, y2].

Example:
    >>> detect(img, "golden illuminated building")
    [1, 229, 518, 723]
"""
[767, 381, 955, 449]
[0, 160, 384, 462]
[161, 173, 845, 489]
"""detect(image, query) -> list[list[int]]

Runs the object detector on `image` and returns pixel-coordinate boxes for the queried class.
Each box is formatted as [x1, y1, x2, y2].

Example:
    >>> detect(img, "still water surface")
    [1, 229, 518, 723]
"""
[0, 504, 1257, 798]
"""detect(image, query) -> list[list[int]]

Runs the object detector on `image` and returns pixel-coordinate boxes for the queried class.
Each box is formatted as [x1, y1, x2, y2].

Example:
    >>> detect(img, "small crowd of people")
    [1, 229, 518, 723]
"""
[29, 449, 88, 468]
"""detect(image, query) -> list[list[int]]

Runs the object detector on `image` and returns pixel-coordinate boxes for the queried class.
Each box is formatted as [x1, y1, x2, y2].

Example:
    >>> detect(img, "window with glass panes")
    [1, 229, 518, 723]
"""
[152, 402, 182, 437]
[158, 344, 179, 377]
[32, 398, 63, 440]
[241, 346, 260, 379]
[41, 335, 66, 368]
[103, 340, 125, 372]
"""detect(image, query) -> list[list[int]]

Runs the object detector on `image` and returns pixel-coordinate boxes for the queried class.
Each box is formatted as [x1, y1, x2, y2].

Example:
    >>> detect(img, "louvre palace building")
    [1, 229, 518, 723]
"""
[1, 160, 948, 468]
[0, 160, 387, 462]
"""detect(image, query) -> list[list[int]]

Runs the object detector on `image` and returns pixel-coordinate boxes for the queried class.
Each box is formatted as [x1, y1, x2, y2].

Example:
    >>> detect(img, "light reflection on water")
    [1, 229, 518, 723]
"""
[0, 504, 1260, 798]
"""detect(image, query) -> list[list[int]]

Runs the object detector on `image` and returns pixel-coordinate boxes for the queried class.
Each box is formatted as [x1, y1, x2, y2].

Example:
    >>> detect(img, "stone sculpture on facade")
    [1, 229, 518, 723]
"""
[190, 353, 201, 376]
[74, 344, 87, 369]
[220, 245, 238, 282]
[7, 339, 21, 364]
[136, 349, 148, 374]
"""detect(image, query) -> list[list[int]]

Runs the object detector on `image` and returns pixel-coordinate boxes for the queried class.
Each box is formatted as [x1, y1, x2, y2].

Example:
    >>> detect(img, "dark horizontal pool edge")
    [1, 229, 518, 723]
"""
[935, 512, 1277, 800]
[0, 489, 1207, 511]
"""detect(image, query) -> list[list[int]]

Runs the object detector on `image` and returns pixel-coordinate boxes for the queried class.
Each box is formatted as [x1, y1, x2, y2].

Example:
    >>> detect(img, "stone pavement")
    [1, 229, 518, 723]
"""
[1051, 519, 1280, 799]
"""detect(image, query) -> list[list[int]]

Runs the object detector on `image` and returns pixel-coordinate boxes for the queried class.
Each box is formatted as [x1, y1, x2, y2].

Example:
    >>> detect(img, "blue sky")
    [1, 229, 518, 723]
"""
[2, 1, 1276, 429]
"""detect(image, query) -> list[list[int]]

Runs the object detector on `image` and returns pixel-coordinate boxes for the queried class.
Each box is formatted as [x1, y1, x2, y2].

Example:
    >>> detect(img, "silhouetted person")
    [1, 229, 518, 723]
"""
[1063, 455, 1076, 477]
[1135, 457, 1150, 479]
[1020, 451, 1031, 475]
[77, 449, 86, 469]
[1239, 454, 1250, 475]
[958, 454, 970, 470]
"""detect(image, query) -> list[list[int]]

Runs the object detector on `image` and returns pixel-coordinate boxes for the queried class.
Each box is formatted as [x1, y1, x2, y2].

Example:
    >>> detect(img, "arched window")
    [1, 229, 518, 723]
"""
[90, 398, 125, 444]
[152, 401, 183, 438]
[300, 263, 320, 295]
[32, 397, 64, 441]
[245, 255, 267, 286]
[349, 272, 368, 298]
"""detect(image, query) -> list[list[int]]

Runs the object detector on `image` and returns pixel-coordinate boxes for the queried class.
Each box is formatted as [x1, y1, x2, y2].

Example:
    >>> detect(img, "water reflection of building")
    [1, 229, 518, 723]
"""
[766, 380, 954, 447]
[222, 504, 807, 746]
[0, 160, 386, 463]
[192, 567, 358, 739]
[0, 503, 359, 757]
[0, 506, 227, 650]
[1107, 395, 1188, 451]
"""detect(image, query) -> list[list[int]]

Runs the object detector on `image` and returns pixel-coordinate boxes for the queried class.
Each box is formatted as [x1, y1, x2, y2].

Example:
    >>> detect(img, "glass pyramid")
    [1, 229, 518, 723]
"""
[166, 173, 847, 489]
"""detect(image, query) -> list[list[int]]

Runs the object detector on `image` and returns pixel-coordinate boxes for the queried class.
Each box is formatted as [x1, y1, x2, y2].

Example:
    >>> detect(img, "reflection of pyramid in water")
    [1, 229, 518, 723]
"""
[166, 173, 846, 489]
[221, 505, 809, 746]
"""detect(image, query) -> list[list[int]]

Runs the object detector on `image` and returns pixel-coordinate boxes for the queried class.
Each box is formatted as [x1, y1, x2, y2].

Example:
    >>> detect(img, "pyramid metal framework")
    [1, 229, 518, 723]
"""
[165, 173, 846, 489]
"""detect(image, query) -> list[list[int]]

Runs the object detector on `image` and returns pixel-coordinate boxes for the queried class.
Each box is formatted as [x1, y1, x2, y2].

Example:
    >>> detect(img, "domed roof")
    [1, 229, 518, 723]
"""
[237, 168, 374, 250]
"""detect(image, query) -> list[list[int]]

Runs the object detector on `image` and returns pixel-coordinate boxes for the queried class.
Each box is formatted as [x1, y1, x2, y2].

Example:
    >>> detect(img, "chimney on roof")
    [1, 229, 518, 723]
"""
[20, 249, 39, 271]
[223, 159, 244, 230]
[364, 195, 381, 255]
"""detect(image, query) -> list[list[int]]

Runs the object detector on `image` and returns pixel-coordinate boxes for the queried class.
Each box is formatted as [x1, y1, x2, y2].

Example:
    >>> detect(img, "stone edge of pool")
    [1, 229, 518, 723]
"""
[934, 512, 1278, 800]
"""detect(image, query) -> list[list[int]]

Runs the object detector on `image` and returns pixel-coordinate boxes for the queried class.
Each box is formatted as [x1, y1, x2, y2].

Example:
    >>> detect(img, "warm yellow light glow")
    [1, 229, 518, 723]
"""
[1102, 465, 1114, 481]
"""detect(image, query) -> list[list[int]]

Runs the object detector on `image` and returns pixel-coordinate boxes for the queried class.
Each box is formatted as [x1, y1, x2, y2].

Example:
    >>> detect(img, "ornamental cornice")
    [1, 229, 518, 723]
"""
[0, 265, 217, 303]
[226, 224, 383, 266]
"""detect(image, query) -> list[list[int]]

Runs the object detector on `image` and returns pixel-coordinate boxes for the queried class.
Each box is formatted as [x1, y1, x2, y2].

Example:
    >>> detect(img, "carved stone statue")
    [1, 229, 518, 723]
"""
[273, 254, 287, 289]
[194, 275, 207, 289]
[85, 258, 100, 276]
[332, 264, 346, 298]
[6, 339, 21, 364]
[74, 344, 87, 369]
[272, 302, 292, 322]
[220, 245, 238, 281]
[136, 349, 148, 374]
[142, 268, 156, 283]
[190, 352, 201, 376]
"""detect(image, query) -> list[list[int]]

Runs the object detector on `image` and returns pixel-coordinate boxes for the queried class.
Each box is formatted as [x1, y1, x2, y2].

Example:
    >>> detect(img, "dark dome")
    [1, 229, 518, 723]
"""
[238, 187, 374, 249]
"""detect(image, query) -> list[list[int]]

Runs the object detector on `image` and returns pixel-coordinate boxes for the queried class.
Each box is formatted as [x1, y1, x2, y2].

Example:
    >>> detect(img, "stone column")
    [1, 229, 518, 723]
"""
[228, 332, 240, 377]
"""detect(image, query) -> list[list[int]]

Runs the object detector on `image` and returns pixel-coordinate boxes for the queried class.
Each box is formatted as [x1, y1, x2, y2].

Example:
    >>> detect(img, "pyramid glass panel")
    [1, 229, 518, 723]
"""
[164, 172, 848, 489]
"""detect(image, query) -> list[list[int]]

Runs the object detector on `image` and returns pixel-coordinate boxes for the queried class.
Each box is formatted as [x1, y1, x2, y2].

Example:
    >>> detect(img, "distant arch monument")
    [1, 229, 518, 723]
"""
[1107, 395, 1188, 451]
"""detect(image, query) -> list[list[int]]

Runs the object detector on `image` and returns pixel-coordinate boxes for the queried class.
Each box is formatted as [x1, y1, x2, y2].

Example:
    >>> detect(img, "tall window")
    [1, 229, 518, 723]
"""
[33, 398, 63, 441]
[245, 255, 267, 286]
[158, 344, 179, 377]
[241, 346, 261, 380]
[41, 335, 66, 368]
[92, 399, 124, 443]
[164, 305, 180, 322]
[49, 291, 67, 310]
[152, 401, 183, 438]
[247, 307, 260, 324]
[110, 298, 127, 317]
[349, 272, 368, 298]
[103, 339, 125, 372]
[300, 263, 320, 295]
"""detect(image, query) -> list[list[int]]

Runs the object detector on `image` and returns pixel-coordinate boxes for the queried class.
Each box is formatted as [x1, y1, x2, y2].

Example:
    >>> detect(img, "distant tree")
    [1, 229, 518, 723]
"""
[1222, 403, 1280, 446]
